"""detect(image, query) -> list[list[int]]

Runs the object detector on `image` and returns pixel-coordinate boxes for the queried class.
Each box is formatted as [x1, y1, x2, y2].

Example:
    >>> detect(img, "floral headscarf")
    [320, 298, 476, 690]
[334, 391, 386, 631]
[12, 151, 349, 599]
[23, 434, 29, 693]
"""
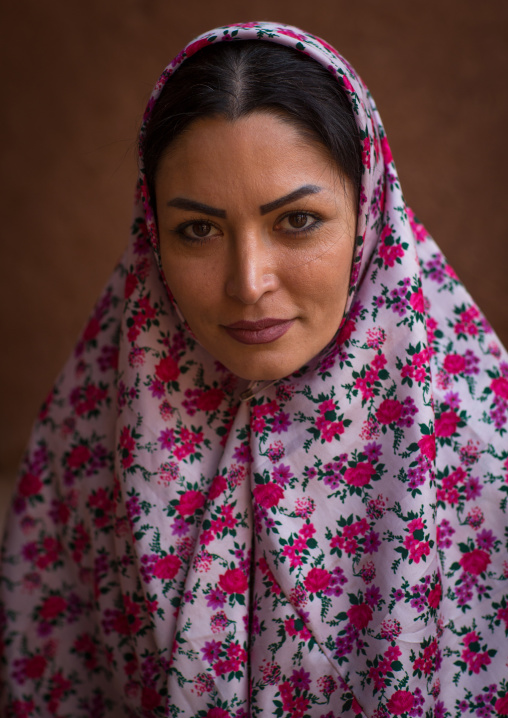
[1, 22, 508, 718]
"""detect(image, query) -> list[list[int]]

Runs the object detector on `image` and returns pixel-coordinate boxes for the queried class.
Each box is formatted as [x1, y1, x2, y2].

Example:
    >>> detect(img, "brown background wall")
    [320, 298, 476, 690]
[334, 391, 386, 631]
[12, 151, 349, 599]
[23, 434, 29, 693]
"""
[1, 0, 508, 486]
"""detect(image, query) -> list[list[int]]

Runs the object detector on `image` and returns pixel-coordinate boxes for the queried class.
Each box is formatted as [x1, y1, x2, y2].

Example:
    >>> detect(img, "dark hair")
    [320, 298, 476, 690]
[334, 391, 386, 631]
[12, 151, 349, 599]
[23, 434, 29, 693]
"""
[142, 40, 362, 207]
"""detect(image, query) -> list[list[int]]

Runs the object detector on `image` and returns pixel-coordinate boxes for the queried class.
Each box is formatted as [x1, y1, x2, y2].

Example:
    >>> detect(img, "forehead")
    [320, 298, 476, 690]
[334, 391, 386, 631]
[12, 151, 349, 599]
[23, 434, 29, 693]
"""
[156, 112, 344, 203]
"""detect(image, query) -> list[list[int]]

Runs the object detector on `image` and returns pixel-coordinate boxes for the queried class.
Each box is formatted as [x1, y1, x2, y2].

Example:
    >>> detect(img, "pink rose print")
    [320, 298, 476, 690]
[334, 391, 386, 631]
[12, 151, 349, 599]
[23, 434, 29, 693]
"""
[495, 695, 508, 716]
[206, 708, 231, 718]
[253, 483, 284, 509]
[185, 37, 212, 58]
[347, 602, 373, 629]
[344, 462, 375, 487]
[67, 445, 91, 469]
[386, 690, 414, 715]
[435, 410, 459, 437]
[153, 554, 181, 580]
[491, 376, 508, 400]
[304, 567, 331, 592]
[18, 473, 42, 498]
[418, 434, 436, 460]
[39, 596, 67, 621]
[208, 474, 227, 500]
[177, 490, 205, 516]
[219, 568, 248, 595]
[155, 355, 180, 383]
[196, 388, 224, 411]
[427, 582, 442, 609]
[380, 135, 393, 164]
[276, 27, 307, 41]
[124, 272, 138, 298]
[376, 399, 403, 424]
[83, 316, 101, 342]
[23, 655, 47, 680]
[409, 288, 425, 313]
[459, 548, 491, 576]
[444, 354, 466, 374]
[140, 687, 160, 710]
[338, 318, 356, 344]
[351, 696, 363, 715]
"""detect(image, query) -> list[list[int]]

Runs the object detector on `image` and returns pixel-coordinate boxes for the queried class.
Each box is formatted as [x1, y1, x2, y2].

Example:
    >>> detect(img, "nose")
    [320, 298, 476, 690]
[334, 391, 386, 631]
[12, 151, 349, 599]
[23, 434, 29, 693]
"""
[225, 230, 280, 304]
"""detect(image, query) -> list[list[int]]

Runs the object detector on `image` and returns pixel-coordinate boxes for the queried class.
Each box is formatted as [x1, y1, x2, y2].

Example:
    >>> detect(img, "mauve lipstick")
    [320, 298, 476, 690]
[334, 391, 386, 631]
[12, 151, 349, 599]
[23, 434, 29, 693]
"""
[223, 318, 294, 345]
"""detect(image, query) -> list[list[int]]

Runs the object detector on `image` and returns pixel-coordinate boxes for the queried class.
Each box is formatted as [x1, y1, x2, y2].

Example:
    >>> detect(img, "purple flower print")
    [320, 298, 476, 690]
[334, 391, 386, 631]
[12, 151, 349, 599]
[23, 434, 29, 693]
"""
[476, 529, 495, 551]
[410, 593, 426, 613]
[364, 530, 381, 554]
[408, 687, 425, 716]
[408, 466, 425, 490]
[398, 396, 418, 428]
[437, 518, 455, 548]
[425, 255, 446, 284]
[464, 349, 480, 375]
[390, 284, 409, 316]
[125, 496, 141, 519]
[36, 621, 52, 638]
[31, 445, 49, 474]
[364, 442, 382, 462]
[323, 471, 342, 489]
[325, 566, 347, 597]
[335, 622, 357, 658]
[149, 379, 165, 399]
[455, 575, 474, 607]
[272, 464, 294, 486]
[304, 466, 317, 480]
[444, 391, 461, 409]
[98, 345, 119, 372]
[206, 588, 226, 610]
[233, 443, 252, 464]
[171, 516, 189, 536]
[366, 585, 382, 607]
[22, 542, 38, 562]
[158, 428, 175, 450]
[140, 554, 159, 584]
[272, 412, 291, 434]
[465, 476, 483, 500]
[290, 668, 311, 690]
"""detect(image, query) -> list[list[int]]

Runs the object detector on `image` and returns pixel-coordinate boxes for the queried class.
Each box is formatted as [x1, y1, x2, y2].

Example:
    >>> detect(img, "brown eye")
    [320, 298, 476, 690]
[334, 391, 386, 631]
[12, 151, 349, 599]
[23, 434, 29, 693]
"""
[175, 220, 221, 243]
[275, 211, 321, 236]
[191, 222, 212, 237]
[288, 213, 308, 229]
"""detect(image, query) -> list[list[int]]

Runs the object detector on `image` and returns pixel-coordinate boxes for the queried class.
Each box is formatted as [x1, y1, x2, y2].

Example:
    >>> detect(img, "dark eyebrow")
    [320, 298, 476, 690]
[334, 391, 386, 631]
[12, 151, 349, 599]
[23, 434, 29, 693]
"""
[166, 197, 226, 218]
[259, 185, 322, 215]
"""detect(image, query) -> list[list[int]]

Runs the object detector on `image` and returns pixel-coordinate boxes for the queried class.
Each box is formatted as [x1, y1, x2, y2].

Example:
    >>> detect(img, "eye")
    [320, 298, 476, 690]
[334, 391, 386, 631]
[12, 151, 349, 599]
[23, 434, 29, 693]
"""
[275, 211, 321, 235]
[176, 220, 222, 242]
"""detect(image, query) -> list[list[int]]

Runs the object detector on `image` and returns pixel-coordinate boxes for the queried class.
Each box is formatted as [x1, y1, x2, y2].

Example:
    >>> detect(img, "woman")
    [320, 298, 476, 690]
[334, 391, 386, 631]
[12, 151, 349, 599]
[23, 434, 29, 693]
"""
[1, 21, 507, 717]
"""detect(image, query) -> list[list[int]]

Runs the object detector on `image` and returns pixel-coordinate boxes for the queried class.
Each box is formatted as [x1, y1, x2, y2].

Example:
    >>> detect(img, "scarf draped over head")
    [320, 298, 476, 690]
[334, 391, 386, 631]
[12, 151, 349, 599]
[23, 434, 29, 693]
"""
[1, 21, 508, 718]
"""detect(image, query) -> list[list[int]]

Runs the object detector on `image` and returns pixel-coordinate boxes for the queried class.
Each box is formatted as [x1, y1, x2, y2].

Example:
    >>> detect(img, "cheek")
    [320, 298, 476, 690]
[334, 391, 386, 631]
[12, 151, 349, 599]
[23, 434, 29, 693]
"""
[293, 246, 353, 318]
[161, 254, 222, 321]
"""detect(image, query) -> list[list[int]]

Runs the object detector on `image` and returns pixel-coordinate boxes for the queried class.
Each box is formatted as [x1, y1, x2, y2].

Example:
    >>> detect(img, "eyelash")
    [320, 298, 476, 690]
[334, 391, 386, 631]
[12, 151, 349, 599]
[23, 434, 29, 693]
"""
[172, 220, 221, 244]
[172, 211, 323, 244]
[275, 211, 323, 237]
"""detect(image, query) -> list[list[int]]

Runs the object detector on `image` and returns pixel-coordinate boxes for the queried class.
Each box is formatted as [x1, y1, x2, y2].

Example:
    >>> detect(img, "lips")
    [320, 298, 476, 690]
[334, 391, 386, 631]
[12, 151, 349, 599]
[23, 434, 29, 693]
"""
[223, 318, 295, 345]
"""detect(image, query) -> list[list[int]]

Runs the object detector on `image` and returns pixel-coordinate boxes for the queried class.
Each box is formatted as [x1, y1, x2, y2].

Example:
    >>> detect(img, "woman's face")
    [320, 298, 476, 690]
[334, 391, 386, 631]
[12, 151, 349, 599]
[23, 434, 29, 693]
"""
[155, 112, 356, 381]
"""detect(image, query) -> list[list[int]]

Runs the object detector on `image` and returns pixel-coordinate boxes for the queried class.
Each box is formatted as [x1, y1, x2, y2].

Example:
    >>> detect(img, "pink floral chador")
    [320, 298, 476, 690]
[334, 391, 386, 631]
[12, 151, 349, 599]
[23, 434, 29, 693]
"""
[1, 22, 508, 718]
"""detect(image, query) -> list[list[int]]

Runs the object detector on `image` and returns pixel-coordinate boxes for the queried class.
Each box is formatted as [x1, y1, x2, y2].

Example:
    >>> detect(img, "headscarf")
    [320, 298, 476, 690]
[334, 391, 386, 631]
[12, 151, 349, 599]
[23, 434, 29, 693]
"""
[1, 21, 508, 718]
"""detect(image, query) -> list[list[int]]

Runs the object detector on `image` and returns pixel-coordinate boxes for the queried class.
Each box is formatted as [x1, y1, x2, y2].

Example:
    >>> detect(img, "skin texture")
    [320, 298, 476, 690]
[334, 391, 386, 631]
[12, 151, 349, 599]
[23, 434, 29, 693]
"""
[156, 112, 356, 381]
